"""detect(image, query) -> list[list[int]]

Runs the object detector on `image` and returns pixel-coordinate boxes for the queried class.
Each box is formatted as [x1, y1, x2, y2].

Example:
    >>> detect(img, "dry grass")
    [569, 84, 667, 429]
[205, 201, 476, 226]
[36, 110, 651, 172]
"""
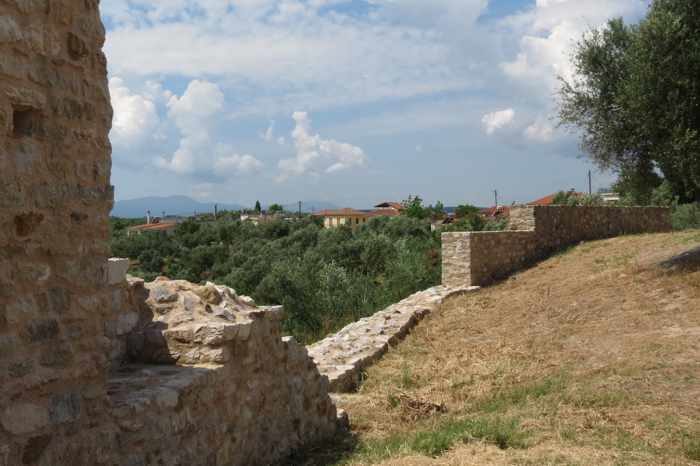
[294, 231, 700, 466]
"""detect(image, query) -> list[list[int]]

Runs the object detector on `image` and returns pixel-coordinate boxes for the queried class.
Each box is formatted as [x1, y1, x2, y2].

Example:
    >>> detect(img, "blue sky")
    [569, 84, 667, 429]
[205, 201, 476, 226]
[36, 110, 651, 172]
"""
[102, 0, 649, 208]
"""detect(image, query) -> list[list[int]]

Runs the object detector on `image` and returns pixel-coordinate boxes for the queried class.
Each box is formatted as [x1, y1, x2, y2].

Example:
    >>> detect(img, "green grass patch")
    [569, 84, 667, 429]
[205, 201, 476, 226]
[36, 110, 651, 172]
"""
[398, 362, 417, 389]
[473, 374, 568, 413]
[562, 388, 630, 409]
[681, 432, 700, 461]
[342, 416, 529, 464]
[591, 426, 654, 454]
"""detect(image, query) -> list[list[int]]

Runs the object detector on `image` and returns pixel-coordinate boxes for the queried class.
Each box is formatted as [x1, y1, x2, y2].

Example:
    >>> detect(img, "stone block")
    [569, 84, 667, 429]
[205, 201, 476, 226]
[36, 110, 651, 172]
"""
[107, 257, 129, 285]
[48, 392, 81, 424]
[1, 403, 49, 435]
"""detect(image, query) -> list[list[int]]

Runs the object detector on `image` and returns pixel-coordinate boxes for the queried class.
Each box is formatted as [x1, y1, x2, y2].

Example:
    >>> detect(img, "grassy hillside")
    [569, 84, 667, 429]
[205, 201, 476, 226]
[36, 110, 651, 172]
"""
[296, 230, 700, 465]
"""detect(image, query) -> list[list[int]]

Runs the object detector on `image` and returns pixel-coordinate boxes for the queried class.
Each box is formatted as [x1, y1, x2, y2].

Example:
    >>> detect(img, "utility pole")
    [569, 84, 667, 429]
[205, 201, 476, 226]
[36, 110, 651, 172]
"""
[588, 170, 592, 196]
[298, 201, 302, 218]
[494, 190, 499, 207]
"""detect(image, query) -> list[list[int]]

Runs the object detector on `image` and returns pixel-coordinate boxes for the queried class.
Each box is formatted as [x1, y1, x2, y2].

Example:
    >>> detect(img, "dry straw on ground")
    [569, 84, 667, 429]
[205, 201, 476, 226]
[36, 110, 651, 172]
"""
[296, 231, 700, 465]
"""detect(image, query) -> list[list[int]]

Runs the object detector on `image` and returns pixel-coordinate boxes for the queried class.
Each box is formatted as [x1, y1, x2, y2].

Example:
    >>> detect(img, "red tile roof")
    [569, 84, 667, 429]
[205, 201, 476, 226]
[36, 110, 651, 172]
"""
[128, 222, 178, 232]
[481, 206, 510, 217]
[314, 207, 402, 218]
[528, 191, 585, 206]
[374, 202, 404, 210]
[313, 208, 370, 217]
[366, 209, 401, 218]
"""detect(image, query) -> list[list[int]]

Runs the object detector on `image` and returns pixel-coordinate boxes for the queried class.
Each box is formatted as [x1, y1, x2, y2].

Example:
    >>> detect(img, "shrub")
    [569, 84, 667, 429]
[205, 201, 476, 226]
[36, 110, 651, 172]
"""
[672, 204, 700, 230]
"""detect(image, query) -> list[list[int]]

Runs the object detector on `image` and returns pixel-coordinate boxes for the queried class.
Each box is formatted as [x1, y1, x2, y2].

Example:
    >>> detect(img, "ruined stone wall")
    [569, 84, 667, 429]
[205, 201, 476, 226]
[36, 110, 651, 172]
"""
[0, 0, 114, 462]
[443, 206, 672, 287]
[106, 278, 339, 466]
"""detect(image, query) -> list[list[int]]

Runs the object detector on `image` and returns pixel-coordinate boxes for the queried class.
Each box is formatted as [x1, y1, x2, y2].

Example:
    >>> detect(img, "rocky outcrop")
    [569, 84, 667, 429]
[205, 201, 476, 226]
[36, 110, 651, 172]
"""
[308, 286, 478, 392]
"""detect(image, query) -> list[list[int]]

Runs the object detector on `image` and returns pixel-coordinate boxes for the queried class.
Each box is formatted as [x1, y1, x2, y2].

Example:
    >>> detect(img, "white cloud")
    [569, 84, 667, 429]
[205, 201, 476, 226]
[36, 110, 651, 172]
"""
[262, 120, 275, 142]
[482, 109, 515, 135]
[278, 112, 367, 180]
[103, 1, 492, 117]
[524, 120, 555, 142]
[109, 77, 159, 149]
[156, 79, 263, 178]
[500, 0, 647, 94]
[214, 150, 264, 175]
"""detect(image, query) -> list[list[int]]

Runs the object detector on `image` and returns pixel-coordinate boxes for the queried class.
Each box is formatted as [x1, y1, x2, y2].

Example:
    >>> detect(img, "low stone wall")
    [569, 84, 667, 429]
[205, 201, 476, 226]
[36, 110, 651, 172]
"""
[443, 206, 672, 287]
[308, 285, 477, 392]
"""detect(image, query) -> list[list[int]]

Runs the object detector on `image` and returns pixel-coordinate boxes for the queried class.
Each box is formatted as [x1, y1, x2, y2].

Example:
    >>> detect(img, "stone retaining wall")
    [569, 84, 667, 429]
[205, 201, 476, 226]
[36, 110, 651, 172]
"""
[443, 206, 672, 287]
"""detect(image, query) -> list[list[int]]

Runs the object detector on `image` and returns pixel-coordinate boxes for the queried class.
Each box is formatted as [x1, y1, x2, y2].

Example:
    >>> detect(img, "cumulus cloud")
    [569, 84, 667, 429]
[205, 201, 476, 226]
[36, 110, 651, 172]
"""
[482, 109, 515, 135]
[103, 0, 492, 117]
[262, 120, 276, 142]
[524, 120, 555, 143]
[156, 80, 263, 178]
[278, 112, 367, 181]
[214, 150, 264, 175]
[500, 0, 646, 94]
[109, 77, 159, 149]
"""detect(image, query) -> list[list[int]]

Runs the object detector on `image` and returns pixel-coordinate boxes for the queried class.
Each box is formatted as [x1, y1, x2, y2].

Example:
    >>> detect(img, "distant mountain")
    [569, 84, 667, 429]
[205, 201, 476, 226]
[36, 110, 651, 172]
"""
[112, 196, 244, 218]
[282, 201, 340, 213]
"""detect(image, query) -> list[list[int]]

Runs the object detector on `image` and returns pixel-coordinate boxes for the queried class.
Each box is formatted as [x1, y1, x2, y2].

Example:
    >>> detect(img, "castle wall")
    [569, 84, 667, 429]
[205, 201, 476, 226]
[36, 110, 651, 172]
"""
[0, 0, 115, 462]
[443, 206, 672, 287]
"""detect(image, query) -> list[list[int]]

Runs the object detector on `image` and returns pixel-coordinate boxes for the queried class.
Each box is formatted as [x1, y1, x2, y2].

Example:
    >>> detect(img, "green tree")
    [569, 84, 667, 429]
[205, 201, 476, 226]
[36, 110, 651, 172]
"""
[402, 195, 429, 219]
[268, 203, 284, 214]
[559, 1, 700, 203]
[254, 200, 262, 213]
[455, 204, 480, 219]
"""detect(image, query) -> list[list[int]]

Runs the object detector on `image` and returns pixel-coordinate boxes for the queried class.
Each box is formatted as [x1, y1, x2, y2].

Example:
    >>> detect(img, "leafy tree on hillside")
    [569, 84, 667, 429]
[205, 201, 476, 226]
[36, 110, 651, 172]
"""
[559, 0, 700, 203]
[254, 200, 262, 213]
[402, 195, 429, 219]
[455, 204, 480, 219]
[268, 203, 284, 214]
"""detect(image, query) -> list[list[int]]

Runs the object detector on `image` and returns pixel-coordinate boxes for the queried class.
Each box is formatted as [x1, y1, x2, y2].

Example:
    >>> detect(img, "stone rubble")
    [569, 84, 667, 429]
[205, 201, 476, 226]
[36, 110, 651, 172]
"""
[307, 285, 478, 392]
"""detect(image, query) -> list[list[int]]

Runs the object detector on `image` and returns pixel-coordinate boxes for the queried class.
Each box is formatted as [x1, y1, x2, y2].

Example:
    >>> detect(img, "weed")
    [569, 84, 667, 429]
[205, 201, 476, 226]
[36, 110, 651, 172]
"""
[563, 388, 630, 409]
[398, 363, 416, 389]
[474, 374, 568, 413]
[345, 416, 529, 463]
[592, 426, 653, 454]
[682, 433, 700, 461]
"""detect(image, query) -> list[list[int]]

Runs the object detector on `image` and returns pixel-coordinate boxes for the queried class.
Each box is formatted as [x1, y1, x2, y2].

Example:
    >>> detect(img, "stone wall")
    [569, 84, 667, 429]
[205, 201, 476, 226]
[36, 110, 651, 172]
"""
[0, 3, 340, 464]
[443, 206, 672, 287]
[107, 278, 339, 466]
[0, 0, 115, 462]
[309, 286, 477, 393]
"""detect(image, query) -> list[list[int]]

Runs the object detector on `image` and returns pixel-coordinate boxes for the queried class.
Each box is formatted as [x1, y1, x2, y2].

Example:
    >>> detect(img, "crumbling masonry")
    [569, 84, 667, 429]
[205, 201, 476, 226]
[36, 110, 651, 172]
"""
[0, 2, 339, 465]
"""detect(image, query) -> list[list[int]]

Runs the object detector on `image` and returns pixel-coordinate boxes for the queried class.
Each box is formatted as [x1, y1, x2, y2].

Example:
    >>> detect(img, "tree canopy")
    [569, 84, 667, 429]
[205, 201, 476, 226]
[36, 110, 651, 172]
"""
[559, 0, 700, 203]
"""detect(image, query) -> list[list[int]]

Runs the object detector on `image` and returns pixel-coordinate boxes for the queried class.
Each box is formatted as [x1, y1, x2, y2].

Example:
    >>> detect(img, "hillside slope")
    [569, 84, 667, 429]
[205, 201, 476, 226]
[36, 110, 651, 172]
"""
[297, 231, 700, 465]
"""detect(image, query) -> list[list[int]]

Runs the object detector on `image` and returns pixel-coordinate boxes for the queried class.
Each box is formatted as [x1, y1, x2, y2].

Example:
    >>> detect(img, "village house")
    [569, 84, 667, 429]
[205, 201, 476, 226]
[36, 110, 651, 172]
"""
[126, 217, 179, 237]
[315, 202, 403, 229]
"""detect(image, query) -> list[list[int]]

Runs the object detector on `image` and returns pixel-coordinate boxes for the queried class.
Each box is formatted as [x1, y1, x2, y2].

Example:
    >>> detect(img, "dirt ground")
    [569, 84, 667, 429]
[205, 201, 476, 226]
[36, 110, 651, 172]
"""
[295, 231, 700, 466]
